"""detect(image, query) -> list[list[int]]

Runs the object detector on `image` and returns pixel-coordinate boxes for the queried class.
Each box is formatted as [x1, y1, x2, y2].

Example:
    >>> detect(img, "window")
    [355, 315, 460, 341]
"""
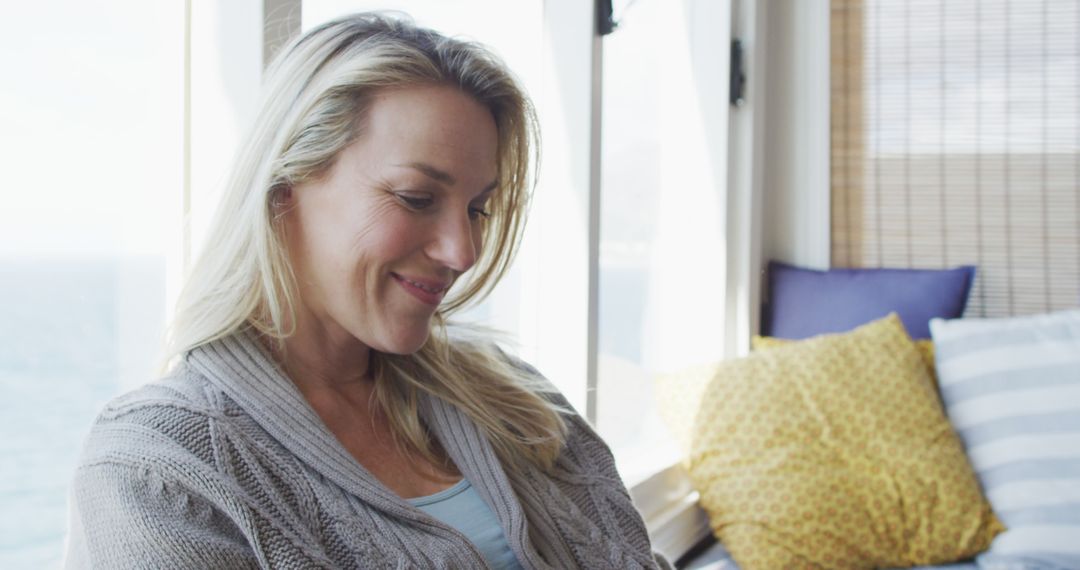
[597, 0, 730, 484]
[831, 0, 1080, 317]
[2, 2, 736, 563]
[0, 2, 184, 566]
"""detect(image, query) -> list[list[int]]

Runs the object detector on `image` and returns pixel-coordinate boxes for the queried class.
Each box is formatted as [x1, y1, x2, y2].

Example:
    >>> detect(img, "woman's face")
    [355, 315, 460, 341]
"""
[283, 84, 499, 355]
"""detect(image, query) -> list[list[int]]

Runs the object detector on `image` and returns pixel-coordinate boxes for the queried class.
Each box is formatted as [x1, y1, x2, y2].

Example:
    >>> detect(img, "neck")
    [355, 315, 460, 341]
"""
[278, 316, 372, 396]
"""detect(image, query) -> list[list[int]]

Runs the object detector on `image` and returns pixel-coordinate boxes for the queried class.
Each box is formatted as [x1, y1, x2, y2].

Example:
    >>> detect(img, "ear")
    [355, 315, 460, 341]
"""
[271, 183, 294, 211]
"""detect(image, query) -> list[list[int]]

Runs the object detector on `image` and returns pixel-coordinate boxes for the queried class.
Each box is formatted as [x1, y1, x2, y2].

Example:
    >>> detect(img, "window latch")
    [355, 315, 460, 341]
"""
[730, 39, 746, 106]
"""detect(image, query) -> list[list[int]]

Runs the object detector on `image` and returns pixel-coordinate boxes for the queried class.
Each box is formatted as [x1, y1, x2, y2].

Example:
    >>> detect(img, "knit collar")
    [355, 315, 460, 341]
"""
[183, 330, 572, 568]
[185, 331, 425, 517]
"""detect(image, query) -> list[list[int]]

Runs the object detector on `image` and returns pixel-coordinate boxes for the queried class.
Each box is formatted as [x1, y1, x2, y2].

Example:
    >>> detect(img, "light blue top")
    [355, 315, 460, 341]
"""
[409, 478, 524, 570]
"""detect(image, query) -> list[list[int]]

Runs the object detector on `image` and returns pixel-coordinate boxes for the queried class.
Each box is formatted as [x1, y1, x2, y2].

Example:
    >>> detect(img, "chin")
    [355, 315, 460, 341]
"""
[379, 328, 433, 356]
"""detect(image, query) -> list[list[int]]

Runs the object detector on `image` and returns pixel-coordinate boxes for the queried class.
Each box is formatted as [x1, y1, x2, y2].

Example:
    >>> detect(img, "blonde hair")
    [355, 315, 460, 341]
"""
[166, 13, 565, 473]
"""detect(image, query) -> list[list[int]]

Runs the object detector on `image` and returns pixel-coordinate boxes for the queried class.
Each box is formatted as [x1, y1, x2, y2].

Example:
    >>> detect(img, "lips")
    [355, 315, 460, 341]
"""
[391, 273, 450, 306]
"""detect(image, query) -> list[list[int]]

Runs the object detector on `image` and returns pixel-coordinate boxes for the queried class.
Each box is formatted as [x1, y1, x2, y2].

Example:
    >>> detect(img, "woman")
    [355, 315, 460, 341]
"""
[66, 12, 669, 569]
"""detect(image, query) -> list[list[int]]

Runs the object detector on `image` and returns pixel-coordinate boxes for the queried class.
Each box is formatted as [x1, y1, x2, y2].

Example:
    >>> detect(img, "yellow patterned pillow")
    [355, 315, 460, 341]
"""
[657, 315, 1002, 569]
[752, 335, 938, 387]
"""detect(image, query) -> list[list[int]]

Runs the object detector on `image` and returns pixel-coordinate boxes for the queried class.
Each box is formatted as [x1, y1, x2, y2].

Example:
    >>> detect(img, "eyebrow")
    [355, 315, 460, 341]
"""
[401, 161, 457, 185]
[398, 161, 498, 194]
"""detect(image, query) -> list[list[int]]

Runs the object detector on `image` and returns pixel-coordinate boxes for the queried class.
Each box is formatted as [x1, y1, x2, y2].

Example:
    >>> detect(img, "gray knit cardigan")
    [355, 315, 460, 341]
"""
[65, 332, 671, 569]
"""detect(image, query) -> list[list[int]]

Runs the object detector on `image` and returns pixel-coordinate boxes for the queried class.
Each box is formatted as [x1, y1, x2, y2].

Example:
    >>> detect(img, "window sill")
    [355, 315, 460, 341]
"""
[629, 462, 712, 563]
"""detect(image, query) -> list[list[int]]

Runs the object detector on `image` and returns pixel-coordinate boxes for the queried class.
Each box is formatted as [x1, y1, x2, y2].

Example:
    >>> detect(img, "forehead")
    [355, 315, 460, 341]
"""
[355, 84, 500, 182]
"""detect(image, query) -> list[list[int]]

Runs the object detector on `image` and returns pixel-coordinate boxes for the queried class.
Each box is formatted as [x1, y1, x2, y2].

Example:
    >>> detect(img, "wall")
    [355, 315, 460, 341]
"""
[758, 0, 831, 271]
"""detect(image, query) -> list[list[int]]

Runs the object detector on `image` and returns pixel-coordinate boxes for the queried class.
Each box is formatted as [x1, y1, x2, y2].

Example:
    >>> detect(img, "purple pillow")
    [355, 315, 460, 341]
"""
[762, 262, 975, 340]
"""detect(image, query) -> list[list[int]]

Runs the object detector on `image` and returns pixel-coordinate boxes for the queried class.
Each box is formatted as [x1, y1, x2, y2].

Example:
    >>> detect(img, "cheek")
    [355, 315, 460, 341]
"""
[351, 209, 422, 267]
[349, 199, 401, 249]
[293, 197, 357, 264]
[472, 225, 484, 253]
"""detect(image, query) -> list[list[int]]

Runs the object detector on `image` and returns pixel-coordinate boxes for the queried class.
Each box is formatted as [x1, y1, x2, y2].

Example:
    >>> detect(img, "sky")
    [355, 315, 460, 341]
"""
[0, 2, 184, 258]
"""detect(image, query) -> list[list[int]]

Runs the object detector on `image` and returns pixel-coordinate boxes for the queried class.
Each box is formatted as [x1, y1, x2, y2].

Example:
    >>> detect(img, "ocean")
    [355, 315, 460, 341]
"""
[0, 258, 162, 569]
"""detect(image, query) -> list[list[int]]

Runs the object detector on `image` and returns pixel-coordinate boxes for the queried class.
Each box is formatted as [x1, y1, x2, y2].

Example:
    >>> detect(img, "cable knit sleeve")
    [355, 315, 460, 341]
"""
[65, 461, 258, 569]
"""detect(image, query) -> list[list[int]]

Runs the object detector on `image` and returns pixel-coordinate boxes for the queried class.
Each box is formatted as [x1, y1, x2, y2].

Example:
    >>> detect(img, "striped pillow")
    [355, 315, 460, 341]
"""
[930, 310, 1080, 569]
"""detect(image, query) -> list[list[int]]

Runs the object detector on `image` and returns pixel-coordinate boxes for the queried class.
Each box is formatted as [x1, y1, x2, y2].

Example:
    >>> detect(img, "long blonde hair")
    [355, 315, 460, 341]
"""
[166, 13, 565, 473]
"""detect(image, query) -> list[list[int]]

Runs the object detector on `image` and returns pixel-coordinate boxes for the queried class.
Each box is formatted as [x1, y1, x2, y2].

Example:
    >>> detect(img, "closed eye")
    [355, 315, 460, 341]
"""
[469, 205, 491, 220]
[396, 193, 433, 210]
[469, 189, 494, 221]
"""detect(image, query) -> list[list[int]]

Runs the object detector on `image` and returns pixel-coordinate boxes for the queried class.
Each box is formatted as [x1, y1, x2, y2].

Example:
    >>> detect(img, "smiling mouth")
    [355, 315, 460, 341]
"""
[395, 275, 448, 294]
[391, 273, 451, 306]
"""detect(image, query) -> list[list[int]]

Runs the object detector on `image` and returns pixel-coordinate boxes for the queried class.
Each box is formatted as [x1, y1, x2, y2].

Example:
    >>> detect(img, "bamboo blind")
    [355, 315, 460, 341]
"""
[831, 0, 1080, 318]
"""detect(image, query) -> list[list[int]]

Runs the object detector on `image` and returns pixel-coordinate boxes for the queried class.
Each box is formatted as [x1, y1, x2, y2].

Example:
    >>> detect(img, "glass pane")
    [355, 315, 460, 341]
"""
[597, 0, 729, 484]
[0, 2, 183, 566]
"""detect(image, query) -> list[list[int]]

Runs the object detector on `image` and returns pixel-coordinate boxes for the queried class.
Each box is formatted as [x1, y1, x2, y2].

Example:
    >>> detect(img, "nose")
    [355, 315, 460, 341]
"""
[426, 211, 480, 273]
